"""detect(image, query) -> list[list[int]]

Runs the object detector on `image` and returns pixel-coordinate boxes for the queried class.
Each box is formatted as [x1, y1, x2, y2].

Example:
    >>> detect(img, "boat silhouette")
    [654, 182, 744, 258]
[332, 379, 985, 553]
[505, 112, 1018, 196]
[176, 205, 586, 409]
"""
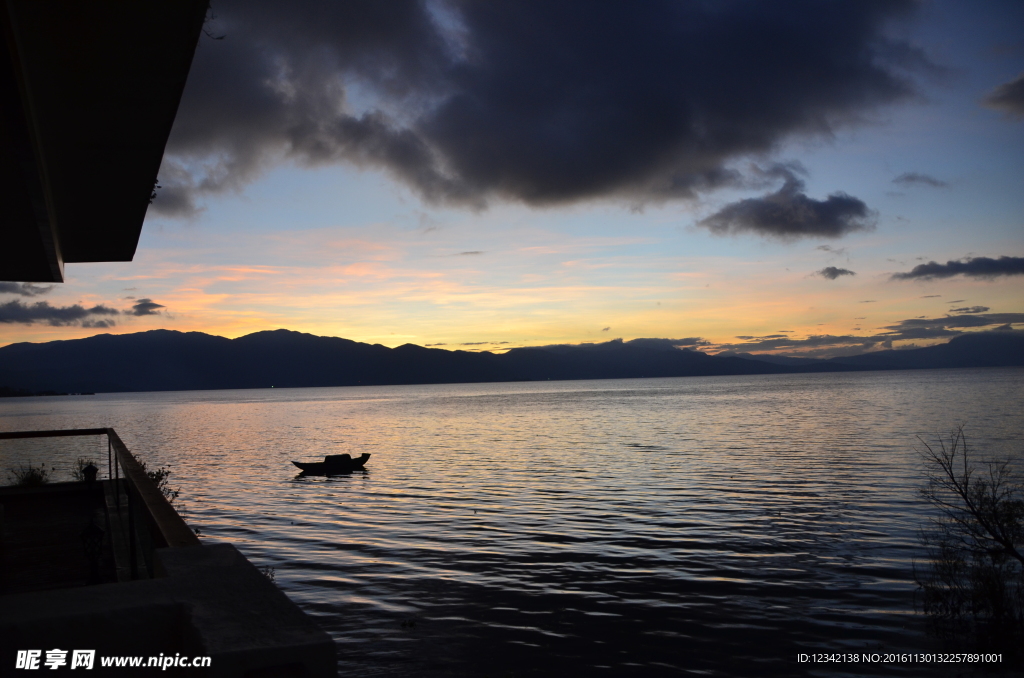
[292, 453, 370, 475]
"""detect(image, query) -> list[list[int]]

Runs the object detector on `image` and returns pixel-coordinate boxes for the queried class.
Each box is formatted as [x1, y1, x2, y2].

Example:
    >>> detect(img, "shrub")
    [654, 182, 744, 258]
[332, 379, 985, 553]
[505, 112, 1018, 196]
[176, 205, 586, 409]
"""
[71, 457, 98, 482]
[7, 463, 51, 486]
[259, 565, 276, 584]
[916, 424, 1024, 659]
[132, 454, 181, 506]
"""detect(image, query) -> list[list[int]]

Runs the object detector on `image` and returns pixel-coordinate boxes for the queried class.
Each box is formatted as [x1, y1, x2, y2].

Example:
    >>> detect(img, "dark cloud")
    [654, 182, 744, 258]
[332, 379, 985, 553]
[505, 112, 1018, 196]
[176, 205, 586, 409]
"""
[0, 295, 166, 325]
[0, 282, 55, 297]
[454, 251, 483, 256]
[711, 312, 1024, 357]
[530, 337, 709, 353]
[817, 266, 856, 280]
[153, 0, 923, 216]
[891, 256, 1024, 280]
[842, 315, 1023, 345]
[921, 294, 941, 298]
[130, 299, 165, 316]
[717, 333, 881, 354]
[0, 301, 119, 326]
[982, 72, 1024, 118]
[82, 319, 117, 329]
[883, 313, 1024, 332]
[697, 164, 875, 239]
[950, 306, 990, 314]
[601, 327, 610, 332]
[627, 337, 710, 349]
[892, 172, 948, 188]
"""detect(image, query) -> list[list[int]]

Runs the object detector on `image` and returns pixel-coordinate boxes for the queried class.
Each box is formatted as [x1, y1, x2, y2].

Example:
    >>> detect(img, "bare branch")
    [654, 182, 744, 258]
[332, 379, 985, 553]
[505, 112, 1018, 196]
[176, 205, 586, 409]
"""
[916, 424, 1024, 655]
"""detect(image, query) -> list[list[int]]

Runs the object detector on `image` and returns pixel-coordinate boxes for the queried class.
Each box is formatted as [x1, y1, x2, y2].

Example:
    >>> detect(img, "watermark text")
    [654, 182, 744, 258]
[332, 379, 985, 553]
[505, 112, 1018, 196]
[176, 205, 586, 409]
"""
[16, 650, 211, 671]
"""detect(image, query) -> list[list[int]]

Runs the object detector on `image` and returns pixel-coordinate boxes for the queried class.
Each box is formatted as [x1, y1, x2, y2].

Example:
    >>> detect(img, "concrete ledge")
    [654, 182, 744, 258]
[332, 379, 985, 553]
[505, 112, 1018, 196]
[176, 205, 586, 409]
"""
[0, 592, 187, 657]
[0, 480, 99, 498]
[158, 545, 336, 677]
[0, 543, 336, 677]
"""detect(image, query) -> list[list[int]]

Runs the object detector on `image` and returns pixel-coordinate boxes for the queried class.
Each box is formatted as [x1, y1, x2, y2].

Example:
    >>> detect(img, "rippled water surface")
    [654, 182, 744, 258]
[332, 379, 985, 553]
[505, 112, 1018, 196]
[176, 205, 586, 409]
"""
[2, 369, 1022, 676]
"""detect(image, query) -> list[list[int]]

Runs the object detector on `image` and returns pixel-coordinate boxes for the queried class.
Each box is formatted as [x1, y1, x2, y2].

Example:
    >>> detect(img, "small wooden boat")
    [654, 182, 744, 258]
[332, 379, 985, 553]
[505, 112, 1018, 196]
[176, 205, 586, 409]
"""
[292, 453, 370, 475]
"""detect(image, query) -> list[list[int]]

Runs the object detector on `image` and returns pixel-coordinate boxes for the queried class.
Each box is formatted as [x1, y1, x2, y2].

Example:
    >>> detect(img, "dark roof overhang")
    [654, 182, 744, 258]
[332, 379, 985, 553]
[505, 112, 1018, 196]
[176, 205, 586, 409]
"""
[1, 0, 208, 282]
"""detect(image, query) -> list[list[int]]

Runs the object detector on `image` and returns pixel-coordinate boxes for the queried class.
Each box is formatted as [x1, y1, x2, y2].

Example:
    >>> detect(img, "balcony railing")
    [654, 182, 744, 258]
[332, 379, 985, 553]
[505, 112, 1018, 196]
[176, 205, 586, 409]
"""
[0, 427, 199, 582]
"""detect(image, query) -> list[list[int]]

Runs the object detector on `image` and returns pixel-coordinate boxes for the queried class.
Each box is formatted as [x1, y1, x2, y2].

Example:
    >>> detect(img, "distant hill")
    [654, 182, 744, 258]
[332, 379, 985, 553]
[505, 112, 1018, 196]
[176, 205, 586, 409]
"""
[828, 332, 1024, 370]
[719, 333, 1024, 371]
[0, 329, 1020, 394]
[716, 351, 822, 366]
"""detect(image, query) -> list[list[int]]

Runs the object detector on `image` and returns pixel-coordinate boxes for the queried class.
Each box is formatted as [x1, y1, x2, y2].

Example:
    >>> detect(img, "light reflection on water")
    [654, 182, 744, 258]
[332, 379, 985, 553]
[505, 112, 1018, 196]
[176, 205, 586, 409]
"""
[1, 368, 1022, 676]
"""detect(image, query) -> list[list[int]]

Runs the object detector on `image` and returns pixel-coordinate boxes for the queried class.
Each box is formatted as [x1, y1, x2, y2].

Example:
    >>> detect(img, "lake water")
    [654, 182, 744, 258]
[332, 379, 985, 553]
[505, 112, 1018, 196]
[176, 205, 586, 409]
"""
[1, 368, 1022, 676]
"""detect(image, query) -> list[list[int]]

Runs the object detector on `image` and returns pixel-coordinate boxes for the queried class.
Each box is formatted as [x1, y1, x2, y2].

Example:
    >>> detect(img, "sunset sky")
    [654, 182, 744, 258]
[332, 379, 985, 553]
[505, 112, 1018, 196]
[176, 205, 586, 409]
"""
[2, 1, 1022, 357]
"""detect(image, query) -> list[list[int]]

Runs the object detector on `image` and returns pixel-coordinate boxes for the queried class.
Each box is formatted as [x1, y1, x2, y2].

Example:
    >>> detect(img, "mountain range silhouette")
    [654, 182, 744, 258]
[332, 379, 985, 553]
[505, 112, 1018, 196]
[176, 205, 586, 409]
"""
[0, 329, 1021, 394]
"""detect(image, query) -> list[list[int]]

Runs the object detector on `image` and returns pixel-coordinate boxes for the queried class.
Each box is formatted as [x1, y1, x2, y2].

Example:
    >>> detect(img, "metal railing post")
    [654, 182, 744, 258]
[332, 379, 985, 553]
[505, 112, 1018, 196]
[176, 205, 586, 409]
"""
[128, 482, 138, 580]
[114, 445, 120, 509]
[107, 435, 112, 481]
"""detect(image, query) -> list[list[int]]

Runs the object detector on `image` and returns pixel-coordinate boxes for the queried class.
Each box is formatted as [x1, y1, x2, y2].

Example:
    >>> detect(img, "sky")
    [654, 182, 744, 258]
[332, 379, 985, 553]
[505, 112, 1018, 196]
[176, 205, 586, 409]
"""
[2, 0, 1023, 358]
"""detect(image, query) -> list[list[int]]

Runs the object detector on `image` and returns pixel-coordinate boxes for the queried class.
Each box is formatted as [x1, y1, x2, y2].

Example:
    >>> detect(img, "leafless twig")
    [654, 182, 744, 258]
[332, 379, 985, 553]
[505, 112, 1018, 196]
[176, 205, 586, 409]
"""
[916, 424, 1024, 655]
